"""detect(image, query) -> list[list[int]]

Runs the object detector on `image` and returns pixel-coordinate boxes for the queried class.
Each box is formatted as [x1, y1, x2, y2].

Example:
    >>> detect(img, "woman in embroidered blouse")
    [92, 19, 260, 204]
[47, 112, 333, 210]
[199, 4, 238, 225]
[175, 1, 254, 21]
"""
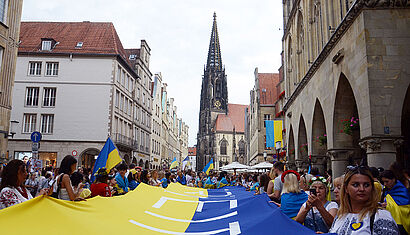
[329, 166, 399, 235]
[0, 160, 48, 209]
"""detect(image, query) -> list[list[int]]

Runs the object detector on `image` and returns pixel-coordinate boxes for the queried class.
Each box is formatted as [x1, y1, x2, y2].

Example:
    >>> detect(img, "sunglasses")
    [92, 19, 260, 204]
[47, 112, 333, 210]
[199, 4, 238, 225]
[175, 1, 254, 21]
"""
[346, 165, 370, 172]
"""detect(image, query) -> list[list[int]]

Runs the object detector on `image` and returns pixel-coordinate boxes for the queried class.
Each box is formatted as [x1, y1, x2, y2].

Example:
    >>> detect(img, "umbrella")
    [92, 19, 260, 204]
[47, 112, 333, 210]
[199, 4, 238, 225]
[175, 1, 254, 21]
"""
[220, 162, 249, 174]
[251, 162, 273, 170]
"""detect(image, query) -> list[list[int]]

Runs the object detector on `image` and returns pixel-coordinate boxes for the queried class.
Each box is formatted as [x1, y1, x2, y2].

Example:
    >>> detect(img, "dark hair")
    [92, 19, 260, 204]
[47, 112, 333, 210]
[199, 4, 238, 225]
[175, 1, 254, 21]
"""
[129, 163, 135, 169]
[58, 155, 77, 175]
[369, 167, 379, 179]
[252, 174, 258, 182]
[0, 160, 26, 190]
[310, 167, 319, 176]
[389, 162, 407, 186]
[218, 171, 227, 181]
[141, 170, 149, 184]
[127, 172, 134, 182]
[70, 172, 83, 187]
[260, 174, 270, 192]
[380, 170, 396, 180]
[273, 162, 285, 172]
[45, 172, 52, 179]
[117, 163, 128, 171]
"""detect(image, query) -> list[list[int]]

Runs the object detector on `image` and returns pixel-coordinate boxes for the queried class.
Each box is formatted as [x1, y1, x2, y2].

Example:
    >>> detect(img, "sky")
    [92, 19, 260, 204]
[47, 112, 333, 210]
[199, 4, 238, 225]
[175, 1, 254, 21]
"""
[22, 0, 284, 146]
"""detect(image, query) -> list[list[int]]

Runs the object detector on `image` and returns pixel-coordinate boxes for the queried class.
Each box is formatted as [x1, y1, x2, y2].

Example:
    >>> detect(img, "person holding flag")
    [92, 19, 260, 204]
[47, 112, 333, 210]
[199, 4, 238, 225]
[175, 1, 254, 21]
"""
[380, 170, 410, 234]
[203, 159, 215, 189]
[91, 137, 122, 183]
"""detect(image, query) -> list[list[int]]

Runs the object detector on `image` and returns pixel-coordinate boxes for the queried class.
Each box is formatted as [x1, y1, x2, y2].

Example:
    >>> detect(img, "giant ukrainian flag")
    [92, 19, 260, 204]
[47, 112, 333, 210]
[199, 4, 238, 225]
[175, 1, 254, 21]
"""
[0, 183, 324, 234]
[91, 137, 122, 182]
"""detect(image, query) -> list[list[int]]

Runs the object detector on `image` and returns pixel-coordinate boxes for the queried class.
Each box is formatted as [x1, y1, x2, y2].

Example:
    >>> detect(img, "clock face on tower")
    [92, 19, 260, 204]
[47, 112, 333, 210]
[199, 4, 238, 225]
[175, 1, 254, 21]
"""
[214, 100, 221, 109]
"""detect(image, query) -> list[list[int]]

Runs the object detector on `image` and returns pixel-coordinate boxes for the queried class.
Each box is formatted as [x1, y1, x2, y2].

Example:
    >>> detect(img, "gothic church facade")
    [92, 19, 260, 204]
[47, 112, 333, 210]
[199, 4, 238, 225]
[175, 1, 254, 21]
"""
[197, 14, 247, 171]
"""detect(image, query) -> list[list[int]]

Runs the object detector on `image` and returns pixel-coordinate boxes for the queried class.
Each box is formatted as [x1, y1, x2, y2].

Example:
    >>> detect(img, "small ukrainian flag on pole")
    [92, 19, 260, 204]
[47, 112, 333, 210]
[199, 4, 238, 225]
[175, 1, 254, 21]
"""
[203, 158, 214, 175]
[91, 137, 122, 182]
[170, 157, 179, 169]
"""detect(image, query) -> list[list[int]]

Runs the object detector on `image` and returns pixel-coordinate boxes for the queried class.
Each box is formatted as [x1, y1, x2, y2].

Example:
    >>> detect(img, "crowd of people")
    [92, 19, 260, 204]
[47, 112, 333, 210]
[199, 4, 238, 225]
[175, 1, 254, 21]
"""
[0, 155, 409, 234]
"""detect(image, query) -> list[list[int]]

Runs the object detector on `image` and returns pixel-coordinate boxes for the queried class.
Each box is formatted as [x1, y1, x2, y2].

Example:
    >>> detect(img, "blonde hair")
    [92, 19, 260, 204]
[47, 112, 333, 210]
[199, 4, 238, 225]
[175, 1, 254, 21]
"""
[282, 173, 300, 194]
[338, 168, 378, 221]
[269, 168, 275, 180]
[333, 176, 344, 188]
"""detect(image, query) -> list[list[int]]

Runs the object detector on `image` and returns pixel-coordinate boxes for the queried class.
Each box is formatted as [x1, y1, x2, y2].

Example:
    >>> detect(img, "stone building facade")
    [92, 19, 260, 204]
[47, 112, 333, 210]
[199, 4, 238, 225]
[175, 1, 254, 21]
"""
[0, 0, 23, 163]
[282, 0, 410, 178]
[8, 22, 152, 168]
[151, 73, 189, 170]
[248, 69, 280, 165]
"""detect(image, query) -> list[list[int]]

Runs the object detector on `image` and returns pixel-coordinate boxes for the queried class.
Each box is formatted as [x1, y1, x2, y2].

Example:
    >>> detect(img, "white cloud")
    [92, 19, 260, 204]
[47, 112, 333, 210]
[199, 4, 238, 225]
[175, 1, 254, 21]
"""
[22, 0, 283, 146]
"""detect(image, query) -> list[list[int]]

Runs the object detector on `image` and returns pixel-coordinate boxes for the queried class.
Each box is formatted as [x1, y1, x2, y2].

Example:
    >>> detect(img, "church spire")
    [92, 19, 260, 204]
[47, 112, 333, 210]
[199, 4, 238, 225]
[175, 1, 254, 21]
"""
[206, 12, 223, 72]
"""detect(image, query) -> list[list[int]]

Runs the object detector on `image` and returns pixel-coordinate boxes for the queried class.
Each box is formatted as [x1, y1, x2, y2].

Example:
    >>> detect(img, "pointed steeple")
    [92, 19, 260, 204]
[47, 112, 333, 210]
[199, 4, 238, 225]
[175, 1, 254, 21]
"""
[206, 12, 223, 72]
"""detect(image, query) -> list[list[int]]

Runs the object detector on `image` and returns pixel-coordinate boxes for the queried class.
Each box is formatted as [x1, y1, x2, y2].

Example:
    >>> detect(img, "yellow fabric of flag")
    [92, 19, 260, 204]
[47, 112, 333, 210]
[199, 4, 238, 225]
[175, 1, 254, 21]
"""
[274, 120, 283, 148]
[106, 148, 122, 172]
[0, 183, 199, 234]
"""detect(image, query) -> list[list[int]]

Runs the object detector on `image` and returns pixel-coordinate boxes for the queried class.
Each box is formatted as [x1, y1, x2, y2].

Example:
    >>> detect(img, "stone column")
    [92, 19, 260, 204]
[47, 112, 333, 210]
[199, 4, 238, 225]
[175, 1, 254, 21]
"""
[327, 149, 355, 179]
[359, 136, 403, 169]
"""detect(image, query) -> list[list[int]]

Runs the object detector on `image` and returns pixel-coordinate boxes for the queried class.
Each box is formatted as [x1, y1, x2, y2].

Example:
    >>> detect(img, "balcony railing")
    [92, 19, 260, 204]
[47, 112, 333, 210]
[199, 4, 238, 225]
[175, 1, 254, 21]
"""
[112, 133, 134, 150]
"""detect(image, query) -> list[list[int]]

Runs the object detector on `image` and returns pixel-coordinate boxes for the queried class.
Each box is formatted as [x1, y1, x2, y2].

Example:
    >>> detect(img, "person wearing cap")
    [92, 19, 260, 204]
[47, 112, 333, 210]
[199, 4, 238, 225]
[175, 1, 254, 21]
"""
[90, 168, 112, 197]
[276, 170, 308, 219]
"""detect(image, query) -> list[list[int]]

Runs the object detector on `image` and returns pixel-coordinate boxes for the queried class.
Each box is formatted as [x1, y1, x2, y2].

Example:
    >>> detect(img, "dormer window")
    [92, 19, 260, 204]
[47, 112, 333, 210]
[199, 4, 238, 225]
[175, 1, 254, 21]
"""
[76, 42, 83, 48]
[41, 38, 56, 51]
[42, 40, 52, 51]
[129, 54, 136, 60]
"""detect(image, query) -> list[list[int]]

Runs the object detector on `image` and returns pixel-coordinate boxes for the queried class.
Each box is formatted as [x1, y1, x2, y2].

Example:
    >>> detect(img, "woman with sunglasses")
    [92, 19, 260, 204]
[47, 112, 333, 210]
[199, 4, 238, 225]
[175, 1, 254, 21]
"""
[0, 160, 48, 209]
[329, 166, 399, 234]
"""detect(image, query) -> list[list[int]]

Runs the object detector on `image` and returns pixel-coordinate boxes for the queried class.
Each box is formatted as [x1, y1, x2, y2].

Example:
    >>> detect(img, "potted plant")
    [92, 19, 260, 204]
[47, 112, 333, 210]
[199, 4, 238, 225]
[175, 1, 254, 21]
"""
[341, 117, 359, 135]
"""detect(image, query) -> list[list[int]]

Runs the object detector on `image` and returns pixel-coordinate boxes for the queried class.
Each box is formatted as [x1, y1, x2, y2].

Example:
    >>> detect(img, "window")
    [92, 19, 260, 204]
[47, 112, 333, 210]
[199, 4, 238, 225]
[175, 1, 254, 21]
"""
[122, 71, 126, 86]
[115, 91, 120, 108]
[239, 141, 245, 155]
[41, 114, 54, 134]
[29, 62, 42, 76]
[0, 0, 8, 23]
[25, 87, 39, 106]
[117, 66, 121, 83]
[126, 75, 129, 90]
[264, 114, 271, 127]
[23, 114, 37, 133]
[76, 42, 83, 48]
[41, 41, 52, 51]
[43, 88, 56, 107]
[120, 94, 124, 111]
[129, 54, 136, 60]
[143, 93, 145, 104]
[45, 62, 59, 76]
[220, 140, 227, 155]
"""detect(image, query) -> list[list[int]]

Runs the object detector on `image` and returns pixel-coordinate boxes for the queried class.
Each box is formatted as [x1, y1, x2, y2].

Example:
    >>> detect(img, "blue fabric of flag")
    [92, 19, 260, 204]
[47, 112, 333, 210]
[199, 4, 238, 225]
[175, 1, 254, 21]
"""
[182, 156, 190, 162]
[265, 120, 275, 148]
[90, 137, 121, 183]
[184, 186, 332, 234]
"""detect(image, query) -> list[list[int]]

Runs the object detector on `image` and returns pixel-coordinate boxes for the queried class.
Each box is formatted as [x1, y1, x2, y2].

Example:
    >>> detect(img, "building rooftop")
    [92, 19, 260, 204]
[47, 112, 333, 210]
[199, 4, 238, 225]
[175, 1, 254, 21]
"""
[215, 103, 248, 133]
[258, 73, 280, 105]
[19, 21, 131, 65]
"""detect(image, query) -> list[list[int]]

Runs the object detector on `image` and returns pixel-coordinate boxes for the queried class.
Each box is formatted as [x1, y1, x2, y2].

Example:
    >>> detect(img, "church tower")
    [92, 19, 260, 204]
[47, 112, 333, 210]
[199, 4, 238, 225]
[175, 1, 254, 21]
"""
[197, 13, 228, 171]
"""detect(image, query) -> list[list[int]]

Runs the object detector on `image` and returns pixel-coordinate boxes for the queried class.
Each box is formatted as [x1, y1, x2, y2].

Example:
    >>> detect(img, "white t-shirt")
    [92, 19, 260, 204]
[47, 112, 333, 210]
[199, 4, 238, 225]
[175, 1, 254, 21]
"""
[302, 200, 338, 213]
[274, 174, 283, 194]
[329, 209, 399, 235]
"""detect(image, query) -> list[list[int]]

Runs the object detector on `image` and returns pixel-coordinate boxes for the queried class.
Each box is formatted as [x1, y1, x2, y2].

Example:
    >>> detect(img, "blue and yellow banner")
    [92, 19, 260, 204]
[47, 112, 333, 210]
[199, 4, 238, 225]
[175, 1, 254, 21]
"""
[203, 158, 214, 175]
[170, 157, 179, 169]
[91, 137, 122, 182]
[0, 183, 322, 234]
